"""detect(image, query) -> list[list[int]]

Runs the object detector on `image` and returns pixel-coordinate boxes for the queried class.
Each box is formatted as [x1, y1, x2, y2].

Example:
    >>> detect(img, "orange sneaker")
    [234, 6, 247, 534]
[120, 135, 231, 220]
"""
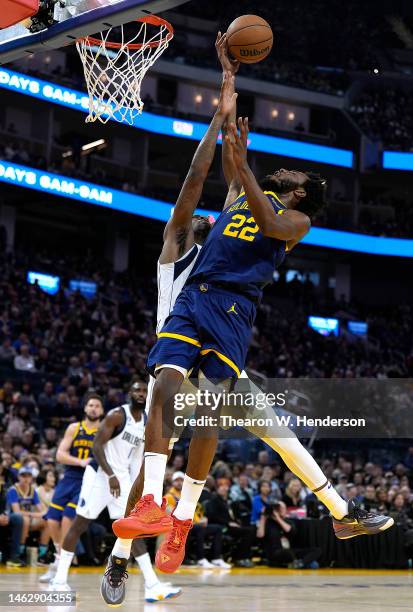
[112, 494, 172, 539]
[155, 514, 193, 573]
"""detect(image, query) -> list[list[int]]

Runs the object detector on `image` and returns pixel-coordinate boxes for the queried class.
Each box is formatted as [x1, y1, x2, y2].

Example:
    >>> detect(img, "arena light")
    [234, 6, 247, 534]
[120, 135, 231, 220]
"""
[27, 271, 60, 295]
[81, 138, 106, 152]
[0, 67, 354, 168]
[271, 109, 279, 118]
[347, 321, 368, 336]
[2, 160, 413, 258]
[383, 151, 413, 171]
[69, 279, 97, 298]
[308, 316, 339, 337]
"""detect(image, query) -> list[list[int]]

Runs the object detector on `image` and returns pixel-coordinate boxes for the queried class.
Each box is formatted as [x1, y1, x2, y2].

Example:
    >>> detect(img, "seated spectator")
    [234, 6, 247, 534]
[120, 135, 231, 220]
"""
[6, 466, 50, 563]
[13, 345, 36, 372]
[0, 338, 16, 363]
[230, 473, 253, 526]
[165, 472, 230, 568]
[206, 483, 255, 568]
[360, 484, 380, 512]
[282, 478, 304, 509]
[251, 480, 274, 526]
[0, 460, 23, 567]
[36, 469, 56, 512]
[375, 487, 389, 513]
[257, 501, 321, 569]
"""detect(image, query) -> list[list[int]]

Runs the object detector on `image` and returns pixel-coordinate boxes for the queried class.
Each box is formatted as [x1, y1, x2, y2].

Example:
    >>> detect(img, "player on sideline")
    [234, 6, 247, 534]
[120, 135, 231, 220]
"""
[99, 66, 236, 606]
[49, 379, 180, 603]
[114, 33, 394, 574]
[39, 392, 104, 583]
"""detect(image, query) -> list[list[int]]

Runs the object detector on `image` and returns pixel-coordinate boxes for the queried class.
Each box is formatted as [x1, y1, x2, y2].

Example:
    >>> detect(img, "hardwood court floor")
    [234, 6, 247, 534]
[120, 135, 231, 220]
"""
[1, 566, 412, 612]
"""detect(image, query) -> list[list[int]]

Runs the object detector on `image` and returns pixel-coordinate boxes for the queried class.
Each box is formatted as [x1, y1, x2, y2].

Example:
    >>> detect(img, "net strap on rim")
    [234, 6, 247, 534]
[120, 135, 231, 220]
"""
[76, 15, 173, 125]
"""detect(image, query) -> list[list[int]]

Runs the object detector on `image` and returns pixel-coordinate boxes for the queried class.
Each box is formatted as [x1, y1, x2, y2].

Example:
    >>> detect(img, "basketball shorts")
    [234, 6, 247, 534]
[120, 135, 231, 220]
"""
[46, 475, 84, 521]
[147, 283, 256, 381]
[76, 465, 133, 520]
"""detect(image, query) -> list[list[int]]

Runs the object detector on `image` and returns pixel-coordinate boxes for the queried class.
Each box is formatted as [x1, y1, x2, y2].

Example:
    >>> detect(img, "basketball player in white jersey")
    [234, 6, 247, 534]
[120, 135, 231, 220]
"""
[49, 380, 181, 603]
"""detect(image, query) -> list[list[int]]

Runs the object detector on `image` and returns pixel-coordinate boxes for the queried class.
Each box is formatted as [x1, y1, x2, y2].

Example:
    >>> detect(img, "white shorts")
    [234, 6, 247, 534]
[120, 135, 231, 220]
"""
[76, 466, 132, 520]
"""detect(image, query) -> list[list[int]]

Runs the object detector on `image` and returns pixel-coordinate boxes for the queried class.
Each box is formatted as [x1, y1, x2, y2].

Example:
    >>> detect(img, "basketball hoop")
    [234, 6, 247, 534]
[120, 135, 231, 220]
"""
[76, 15, 173, 125]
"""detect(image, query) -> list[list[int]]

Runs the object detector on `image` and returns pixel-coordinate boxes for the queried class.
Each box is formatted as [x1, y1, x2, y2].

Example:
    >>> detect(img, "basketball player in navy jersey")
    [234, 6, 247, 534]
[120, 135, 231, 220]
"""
[114, 34, 393, 574]
[40, 393, 104, 583]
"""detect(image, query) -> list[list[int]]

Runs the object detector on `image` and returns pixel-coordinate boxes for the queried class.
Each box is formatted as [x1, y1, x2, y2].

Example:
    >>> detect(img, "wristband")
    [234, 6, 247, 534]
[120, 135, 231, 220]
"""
[108, 474, 116, 479]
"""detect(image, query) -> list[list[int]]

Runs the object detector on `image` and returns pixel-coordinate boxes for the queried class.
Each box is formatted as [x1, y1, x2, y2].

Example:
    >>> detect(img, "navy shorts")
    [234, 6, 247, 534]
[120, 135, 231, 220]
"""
[147, 283, 256, 381]
[45, 476, 82, 521]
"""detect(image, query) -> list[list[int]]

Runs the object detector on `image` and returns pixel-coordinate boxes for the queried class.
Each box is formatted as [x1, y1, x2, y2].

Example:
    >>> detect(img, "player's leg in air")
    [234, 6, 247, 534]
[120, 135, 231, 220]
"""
[237, 373, 394, 538]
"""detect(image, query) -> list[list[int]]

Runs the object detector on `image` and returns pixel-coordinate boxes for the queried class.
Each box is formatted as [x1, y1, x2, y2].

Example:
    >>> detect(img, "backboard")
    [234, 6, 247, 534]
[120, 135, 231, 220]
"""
[0, 0, 189, 64]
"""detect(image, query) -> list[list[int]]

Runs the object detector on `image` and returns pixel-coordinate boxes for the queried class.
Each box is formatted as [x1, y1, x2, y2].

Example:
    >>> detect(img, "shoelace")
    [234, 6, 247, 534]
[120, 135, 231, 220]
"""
[167, 524, 190, 552]
[130, 496, 155, 516]
[105, 563, 128, 588]
[351, 505, 374, 520]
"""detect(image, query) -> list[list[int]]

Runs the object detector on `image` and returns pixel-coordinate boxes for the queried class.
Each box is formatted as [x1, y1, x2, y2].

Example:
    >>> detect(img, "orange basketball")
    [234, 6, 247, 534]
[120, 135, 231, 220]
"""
[226, 15, 273, 64]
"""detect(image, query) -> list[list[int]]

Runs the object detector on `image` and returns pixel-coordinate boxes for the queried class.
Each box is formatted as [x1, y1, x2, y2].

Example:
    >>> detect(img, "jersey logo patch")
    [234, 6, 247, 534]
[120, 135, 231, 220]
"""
[227, 303, 238, 315]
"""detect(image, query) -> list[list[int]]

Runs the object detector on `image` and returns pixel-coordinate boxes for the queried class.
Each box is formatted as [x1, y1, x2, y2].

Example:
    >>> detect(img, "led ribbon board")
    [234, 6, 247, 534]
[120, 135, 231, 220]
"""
[1, 161, 413, 257]
[0, 67, 353, 168]
[383, 151, 413, 171]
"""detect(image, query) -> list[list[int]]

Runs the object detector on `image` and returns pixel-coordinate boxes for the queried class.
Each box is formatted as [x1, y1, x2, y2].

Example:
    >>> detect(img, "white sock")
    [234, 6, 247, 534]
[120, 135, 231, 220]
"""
[52, 542, 60, 565]
[262, 436, 348, 519]
[53, 549, 74, 584]
[173, 474, 205, 521]
[314, 481, 348, 519]
[142, 452, 168, 506]
[135, 552, 159, 589]
[112, 538, 132, 560]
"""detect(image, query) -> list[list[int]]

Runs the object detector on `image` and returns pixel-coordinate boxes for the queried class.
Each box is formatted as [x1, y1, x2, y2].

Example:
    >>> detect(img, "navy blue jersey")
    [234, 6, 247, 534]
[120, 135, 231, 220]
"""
[188, 191, 287, 298]
[65, 420, 98, 480]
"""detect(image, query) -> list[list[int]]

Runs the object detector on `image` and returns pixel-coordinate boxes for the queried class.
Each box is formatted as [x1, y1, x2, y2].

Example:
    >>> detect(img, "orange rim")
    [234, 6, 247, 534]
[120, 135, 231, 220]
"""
[78, 15, 174, 50]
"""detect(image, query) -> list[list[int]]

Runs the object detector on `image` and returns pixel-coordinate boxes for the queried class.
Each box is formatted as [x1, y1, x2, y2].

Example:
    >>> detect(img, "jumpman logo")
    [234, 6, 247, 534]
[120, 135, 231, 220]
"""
[227, 302, 238, 315]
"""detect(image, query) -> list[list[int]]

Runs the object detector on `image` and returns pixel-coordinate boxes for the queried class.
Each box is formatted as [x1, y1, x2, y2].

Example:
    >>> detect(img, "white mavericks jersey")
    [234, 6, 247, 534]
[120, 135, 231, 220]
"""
[104, 403, 145, 478]
[156, 243, 201, 333]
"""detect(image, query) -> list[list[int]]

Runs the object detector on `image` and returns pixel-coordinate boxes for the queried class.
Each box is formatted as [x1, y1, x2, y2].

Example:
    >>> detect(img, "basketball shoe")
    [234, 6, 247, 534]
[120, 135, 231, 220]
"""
[155, 514, 192, 574]
[333, 499, 394, 539]
[112, 494, 172, 539]
[100, 555, 128, 606]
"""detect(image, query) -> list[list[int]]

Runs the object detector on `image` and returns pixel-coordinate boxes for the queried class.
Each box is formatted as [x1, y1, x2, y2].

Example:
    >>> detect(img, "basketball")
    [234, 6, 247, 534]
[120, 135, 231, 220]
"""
[226, 14, 273, 64]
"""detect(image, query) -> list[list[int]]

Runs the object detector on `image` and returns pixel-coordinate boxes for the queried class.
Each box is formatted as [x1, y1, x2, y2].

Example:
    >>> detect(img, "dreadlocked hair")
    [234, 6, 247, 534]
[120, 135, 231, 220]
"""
[296, 172, 328, 219]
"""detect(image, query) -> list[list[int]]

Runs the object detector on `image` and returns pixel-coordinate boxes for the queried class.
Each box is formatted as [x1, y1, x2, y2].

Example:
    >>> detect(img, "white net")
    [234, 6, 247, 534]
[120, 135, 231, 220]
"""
[76, 17, 172, 125]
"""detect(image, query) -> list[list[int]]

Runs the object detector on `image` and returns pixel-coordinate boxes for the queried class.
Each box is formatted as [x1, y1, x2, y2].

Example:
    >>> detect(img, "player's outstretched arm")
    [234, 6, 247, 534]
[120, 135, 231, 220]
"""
[226, 119, 310, 242]
[160, 71, 237, 263]
[56, 422, 91, 467]
[93, 410, 124, 498]
[215, 32, 242, 207]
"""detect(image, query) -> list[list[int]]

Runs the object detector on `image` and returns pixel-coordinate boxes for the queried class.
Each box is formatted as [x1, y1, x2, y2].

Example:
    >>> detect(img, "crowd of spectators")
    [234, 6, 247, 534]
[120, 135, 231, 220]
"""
[349, 88, 413, 151]
[0, 245, 412, 566]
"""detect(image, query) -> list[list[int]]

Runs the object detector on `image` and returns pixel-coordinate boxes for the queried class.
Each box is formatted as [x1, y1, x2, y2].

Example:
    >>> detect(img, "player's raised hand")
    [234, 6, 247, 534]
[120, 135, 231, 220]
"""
[225, 117, 249, 166]
[215, 31, 240, 75]
[216, 71, 238, 118]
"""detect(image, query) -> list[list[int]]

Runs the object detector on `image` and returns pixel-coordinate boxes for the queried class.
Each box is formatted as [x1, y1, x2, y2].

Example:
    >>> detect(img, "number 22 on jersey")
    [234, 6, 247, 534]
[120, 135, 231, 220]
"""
[223, 214, 259, 242]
